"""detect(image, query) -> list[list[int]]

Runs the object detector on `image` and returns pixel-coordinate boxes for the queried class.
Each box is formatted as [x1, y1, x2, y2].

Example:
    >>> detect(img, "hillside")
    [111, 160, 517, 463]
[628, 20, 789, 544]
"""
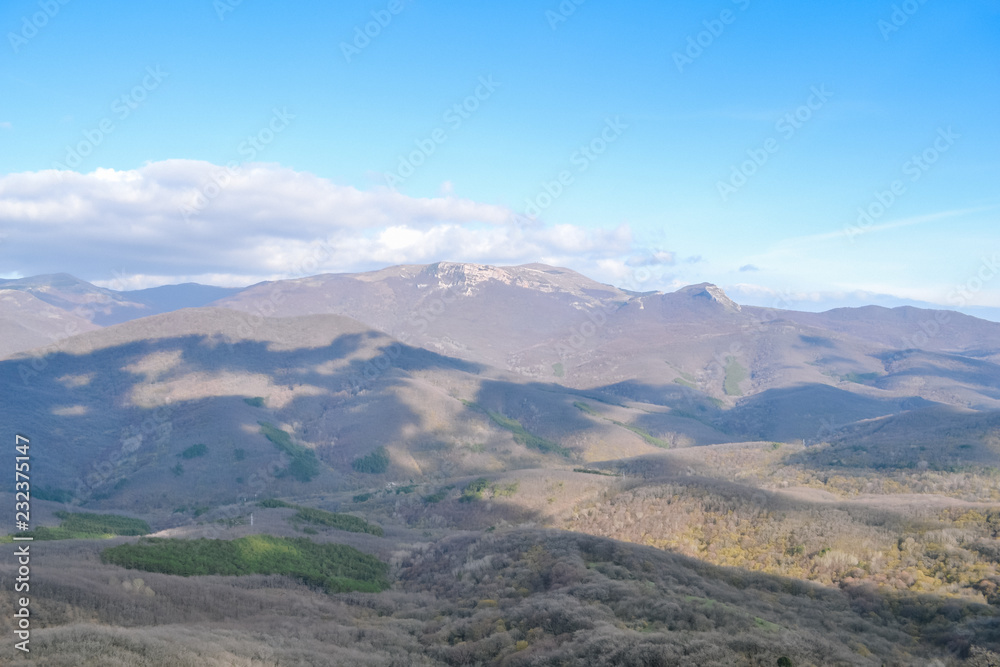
[0, 289, 100, 359]
[2, 263, 1000, 665]
[1, 307, 703, 510]
[213, 262, 1000, 416]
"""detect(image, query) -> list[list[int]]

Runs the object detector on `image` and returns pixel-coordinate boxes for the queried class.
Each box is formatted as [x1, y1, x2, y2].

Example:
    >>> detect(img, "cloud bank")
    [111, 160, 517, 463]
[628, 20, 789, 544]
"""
[0, 160, 639, 289]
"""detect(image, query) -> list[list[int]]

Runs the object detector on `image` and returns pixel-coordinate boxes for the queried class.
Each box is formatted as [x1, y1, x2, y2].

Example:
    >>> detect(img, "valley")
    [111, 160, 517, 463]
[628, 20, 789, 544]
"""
[2, 262, 1000, 665]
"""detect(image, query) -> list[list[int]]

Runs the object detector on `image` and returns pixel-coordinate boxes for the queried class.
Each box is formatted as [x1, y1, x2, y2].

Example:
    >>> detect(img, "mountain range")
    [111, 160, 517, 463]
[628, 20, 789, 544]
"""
[3, 262, 1000, 664]
[2, 261, 998, 506]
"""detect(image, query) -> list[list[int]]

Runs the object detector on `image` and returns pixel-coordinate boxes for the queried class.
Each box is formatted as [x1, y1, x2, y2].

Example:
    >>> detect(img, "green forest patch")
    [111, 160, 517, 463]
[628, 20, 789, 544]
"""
[351, 446, 390, 474]
[259, 422, 320, 482]
[4, 511, 150, 542]
[101, 534, 390, 593]
[258, 499, 383, 536]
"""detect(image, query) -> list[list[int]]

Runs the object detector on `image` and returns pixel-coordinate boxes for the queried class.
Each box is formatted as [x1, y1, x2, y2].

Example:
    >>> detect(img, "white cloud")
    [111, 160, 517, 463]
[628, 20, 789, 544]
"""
[0, 160, 646, 289]
[626, 250, 675, 267]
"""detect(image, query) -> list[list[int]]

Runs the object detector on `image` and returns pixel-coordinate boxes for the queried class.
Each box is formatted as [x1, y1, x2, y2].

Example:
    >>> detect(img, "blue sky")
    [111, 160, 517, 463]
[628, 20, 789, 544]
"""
[1, 0, 998, 317]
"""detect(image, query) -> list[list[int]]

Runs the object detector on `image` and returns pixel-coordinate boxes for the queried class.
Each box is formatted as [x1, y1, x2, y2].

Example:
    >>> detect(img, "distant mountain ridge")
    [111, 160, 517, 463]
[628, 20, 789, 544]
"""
[3, 263, 999, 414]
[211, 262, 1000, 411]
[0, 274, 243, 355]
[1, 261, 998, 516]
[0, 289, 100, 358]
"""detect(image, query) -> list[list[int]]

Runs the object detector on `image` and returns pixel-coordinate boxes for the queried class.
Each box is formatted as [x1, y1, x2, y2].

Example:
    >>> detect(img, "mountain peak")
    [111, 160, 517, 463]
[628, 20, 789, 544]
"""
[676, 282, 741, 312]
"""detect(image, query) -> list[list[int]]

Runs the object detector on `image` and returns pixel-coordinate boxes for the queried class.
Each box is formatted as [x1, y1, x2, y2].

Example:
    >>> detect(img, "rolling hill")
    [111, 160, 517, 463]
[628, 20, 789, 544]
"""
[3, 262, 1000, 664]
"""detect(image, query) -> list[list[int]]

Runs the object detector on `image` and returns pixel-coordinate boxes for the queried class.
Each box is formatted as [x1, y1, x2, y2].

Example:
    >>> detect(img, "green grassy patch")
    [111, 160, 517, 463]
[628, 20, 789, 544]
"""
[672, 369, 698, 389]
[841, 372, 880, 384]
[754, 616, 782, 632]
[576, 400, 669, 448]
[259, 422, 321, 482]
[552, 362, 565, 377]
[611, 420, 670, 448]
[724, 356, 747, 396]
[101, 534, 390, 593]
[684, 595, 717, 608]
[464, 400, 571, 457]
[243, 396, 265, 407]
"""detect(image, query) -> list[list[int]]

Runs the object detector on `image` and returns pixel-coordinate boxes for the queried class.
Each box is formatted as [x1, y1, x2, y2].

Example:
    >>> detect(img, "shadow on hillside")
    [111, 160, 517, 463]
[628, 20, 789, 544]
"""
[594, 455, 926, 521]
[718, 382, 940, 443]
[565, 379, 939, 446]
[460, 377, 733, 461]
[0, 329, 489, 509]
[786, 405, 1000, 471]
[876, 349, 1000, 398]
[588, 379, 699, 408]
